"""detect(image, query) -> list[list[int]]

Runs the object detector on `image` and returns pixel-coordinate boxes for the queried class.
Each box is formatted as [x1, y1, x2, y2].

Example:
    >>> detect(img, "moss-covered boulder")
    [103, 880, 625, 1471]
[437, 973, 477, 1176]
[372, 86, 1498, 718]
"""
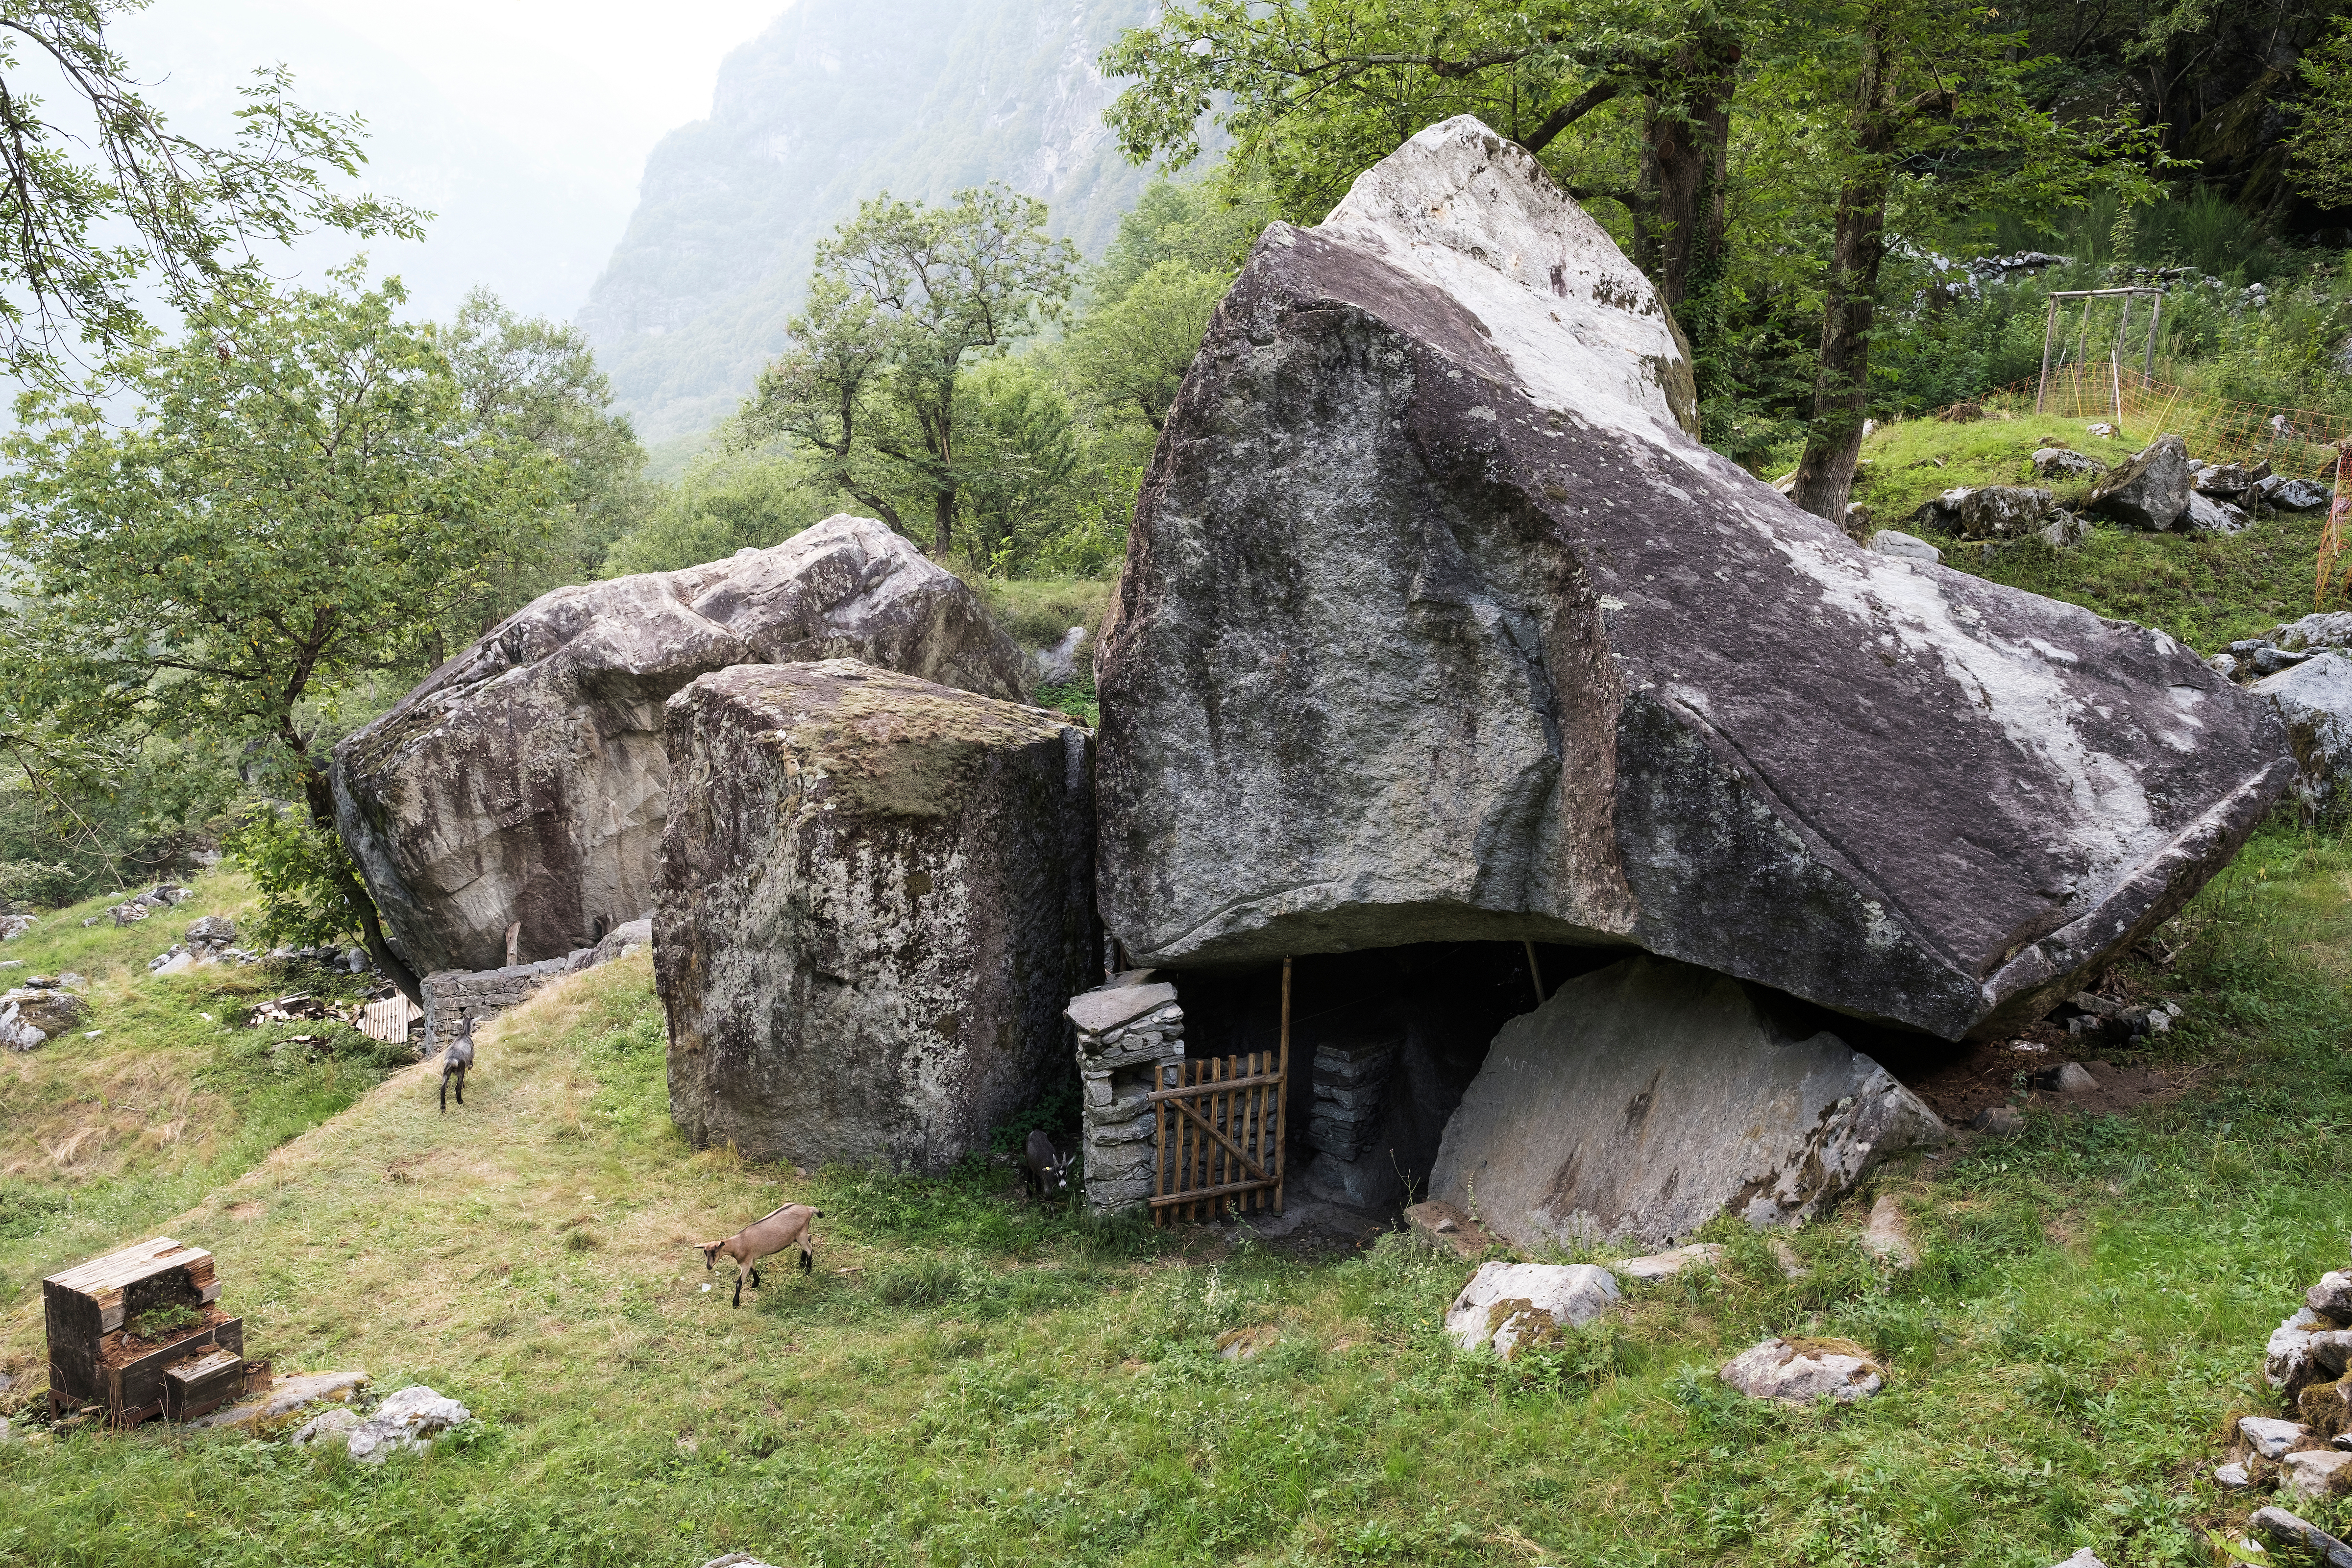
[656, 660, 1094, 1172]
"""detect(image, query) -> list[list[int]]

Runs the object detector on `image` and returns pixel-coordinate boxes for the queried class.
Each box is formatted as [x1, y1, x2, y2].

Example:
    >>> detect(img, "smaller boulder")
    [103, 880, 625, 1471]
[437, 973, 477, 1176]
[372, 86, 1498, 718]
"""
[290, 1406, 362, 1447]
[2039, 510, 2090, 548]
[590, 918, 652, 966]
[1861, 1194, 1916, 1267]
[2215, 1461, 2253, 1490]
[1870, 529, 1940, 564]
[2032, 447, 2107, 481]
[1444, 1262, 1619, 1357]
[2088, 434, 2191, 531]
[1971, 1105, 2024, 1136]
[1914, 486, 2052, 539]
[2274, 478, 2334, 512]
[343, 1385, 470, 1465]
[2045, 1552, 2107, 1568]
[1035, 626, 1088, 685]
[2313, 1330, 2352, 1376]
[2194, 460, 2269, 496]
[2274, 612, 2352, 653]
[2272, 1308, 2329, 1394]
[2244, 1415, 2315, 1459]
[2183, 492, 2253, 535]
[2255, 654, 2352, 817]
[1614, 1242, 1725, 1282]
[2281, 1448, 2351, 1500]
[184, 915, 237, 951]
[1, 988, 86, 1035]
[2312, 1271, 2352, 1321]
[2085, 422, 2119, 439]
[1404, 1200, 1501, 1261]
[1719, 1337, 1884, 1404]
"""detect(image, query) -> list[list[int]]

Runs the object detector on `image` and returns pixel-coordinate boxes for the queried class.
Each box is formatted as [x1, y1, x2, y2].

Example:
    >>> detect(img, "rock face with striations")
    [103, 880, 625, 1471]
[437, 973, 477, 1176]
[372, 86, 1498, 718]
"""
[657, 660, 1094, 1173]
[2089, 435, 2193, 531]
[334, 516, 1027, 979]
[1428, 955, 1947, 1249]
[1093, 115, 2291, 1042]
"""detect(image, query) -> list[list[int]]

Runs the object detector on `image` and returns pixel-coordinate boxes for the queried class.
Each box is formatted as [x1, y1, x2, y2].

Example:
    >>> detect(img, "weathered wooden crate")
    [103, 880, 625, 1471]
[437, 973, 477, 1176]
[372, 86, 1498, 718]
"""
[44, 1237, 245, 1426]
[163, 1347, 247, 1423]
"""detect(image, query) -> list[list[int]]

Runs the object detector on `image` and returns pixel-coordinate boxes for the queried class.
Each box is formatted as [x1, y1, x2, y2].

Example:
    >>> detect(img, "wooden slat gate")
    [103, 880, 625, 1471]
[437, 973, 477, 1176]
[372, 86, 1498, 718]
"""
[1150, 957, 1291, 1223]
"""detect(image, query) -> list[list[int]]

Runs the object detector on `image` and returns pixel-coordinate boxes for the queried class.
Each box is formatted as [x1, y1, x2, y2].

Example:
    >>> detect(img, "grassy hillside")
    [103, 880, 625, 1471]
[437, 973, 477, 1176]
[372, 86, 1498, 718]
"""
[1851, 409, 2333, 651]
[0, 818, 2346, 1565]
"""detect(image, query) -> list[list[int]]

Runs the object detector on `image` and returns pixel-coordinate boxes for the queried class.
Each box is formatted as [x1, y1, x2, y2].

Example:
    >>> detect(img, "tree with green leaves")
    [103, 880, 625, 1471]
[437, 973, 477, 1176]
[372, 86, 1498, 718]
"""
[0, 268, 562, 996]
[440, 288, 651, 637]
[1783, 0, 2158, 523]
[0, 2, 420, 387]
[1067, 258, 1228, 432]
[745, 184, 1077, 558]
[1100, 0, 1763, 354]
[2289, 16, 2352, 211]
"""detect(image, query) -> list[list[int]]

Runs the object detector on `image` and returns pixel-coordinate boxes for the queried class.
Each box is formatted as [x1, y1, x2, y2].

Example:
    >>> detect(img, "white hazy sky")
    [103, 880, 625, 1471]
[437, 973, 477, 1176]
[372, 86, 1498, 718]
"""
[113, 0, 787, 322]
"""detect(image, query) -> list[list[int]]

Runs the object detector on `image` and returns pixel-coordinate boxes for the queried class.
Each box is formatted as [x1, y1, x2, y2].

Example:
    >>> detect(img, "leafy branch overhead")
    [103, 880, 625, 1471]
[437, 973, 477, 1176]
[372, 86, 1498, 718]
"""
[0, 1, 424, 386]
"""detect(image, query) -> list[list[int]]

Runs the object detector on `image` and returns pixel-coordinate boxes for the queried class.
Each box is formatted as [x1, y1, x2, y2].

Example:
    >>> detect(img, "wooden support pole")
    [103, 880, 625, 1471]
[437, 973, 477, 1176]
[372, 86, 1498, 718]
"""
[1274, 956, 1291, 1215]
[2144, 293, 2162, 380]
[1523, 940, 1546, 1005]
[505, 921, 521, 969]
[2034, 294, 2059, 412]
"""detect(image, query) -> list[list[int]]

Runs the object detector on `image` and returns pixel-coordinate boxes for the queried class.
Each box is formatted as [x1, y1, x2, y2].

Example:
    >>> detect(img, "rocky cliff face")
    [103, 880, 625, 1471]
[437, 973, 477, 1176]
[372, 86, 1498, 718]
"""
[334, 516, 1026, 979]
[1093, 116, 2293, 1043]
[579, 0, 1152, 442]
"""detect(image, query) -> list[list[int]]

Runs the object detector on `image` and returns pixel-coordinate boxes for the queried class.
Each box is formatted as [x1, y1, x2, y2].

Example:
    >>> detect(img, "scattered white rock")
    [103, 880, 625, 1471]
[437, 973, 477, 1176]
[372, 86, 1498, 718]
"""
[2310, 1272, 2352, 1320]
[700, 1556, 784, 1568]
[1615, 1243, 1725, 1282]
[291, 1406, 362, 1447]
[2217, 1460, 2254, 1489]
[1972, 1106, 2025, 1136]
[1444, 1262, 1620, 1357]
[2243, 1415, 2314, 1459]
[1870, 529, 1941, 564]
[1719, 1337, 1885, 1404]
[1036, 625, 1089, 685]
[2052, 1062, 2099, 1093]
[2031, 447, 2106, 480]
[2045, 1551, 2108, 1568]
[343, 1385, 470, 1465]
[1861, 1195, 1916, 1268]
[2281, 1447, 2352, 1500]
[2251, 1506, 2352, 1568]
[2272, 1308, 2326, 1391]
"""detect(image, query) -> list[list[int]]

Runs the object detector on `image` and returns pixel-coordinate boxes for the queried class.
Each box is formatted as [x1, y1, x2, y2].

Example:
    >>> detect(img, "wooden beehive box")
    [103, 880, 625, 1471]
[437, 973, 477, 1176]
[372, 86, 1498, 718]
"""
[45, 1237, 244, 1426]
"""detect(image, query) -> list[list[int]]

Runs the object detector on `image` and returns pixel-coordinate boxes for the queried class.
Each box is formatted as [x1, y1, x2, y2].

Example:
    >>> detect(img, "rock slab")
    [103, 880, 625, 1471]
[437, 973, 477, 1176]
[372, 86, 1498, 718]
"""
[1444, 1261, 1619, 1357]
[658, 661, 1094, 1174]
[1719, 1337, 1884, 1403]
[1092, 116, 2291, 1043]
[1428, 956, 1947, 1250]
[336, 515, 1029, 978]
[2090, 435, 2192, 530]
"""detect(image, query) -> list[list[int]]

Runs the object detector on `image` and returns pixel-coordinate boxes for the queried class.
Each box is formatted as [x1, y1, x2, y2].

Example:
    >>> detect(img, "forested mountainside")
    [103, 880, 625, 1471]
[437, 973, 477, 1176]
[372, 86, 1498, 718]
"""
[579, 0, 1153, 443]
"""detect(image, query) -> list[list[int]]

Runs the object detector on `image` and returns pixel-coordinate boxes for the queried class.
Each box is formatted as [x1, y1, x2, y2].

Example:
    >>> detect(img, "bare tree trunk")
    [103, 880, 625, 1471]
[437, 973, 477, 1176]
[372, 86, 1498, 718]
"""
[1623, 28, 1739, 380]
[1792, 19, 1899, 529]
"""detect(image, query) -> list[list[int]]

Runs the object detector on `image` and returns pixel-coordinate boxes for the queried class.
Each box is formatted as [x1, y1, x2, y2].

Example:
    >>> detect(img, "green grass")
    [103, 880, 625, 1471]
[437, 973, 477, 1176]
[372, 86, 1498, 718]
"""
[0, 821, 2346, 1566]
[0, 870, 407, 1303]
[978, 576, 1114, 725]
[1850, 409, 2331, 653]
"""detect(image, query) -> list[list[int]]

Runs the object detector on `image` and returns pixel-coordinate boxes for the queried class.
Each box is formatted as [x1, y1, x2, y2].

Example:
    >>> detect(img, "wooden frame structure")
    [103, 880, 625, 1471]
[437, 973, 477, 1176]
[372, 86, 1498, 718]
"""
[2035, 286, 2165, 421]
[1150, 956, 1290, 1223]
[45, 1237, 250, 1426]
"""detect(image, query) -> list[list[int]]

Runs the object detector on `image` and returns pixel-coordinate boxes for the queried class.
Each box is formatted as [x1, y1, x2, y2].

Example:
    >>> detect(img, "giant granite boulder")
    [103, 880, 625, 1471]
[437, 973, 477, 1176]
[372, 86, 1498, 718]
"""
[335, 517, 1027, 977]
[1428, 955, 1947, 1249]
[2254, 653, 2352, 817]
[1093, 115, 2290, 1042]
[657, 661, 1094, 1173]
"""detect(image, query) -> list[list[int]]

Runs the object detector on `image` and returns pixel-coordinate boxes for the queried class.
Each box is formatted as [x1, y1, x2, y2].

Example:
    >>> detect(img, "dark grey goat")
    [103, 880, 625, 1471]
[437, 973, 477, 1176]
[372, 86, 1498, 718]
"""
[1023, 1130, 1073, 1203]
[440, 1012, 475, 1112]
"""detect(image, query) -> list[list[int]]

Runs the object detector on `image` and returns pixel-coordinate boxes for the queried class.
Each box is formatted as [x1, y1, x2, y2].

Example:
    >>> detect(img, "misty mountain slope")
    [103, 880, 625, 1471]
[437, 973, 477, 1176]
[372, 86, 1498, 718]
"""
[581, 0, 1154, 443]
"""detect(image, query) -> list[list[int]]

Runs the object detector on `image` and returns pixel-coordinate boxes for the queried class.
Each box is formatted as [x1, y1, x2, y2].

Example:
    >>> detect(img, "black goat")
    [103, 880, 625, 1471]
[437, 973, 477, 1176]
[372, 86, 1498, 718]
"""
[1023, 1130, 1073, 1204]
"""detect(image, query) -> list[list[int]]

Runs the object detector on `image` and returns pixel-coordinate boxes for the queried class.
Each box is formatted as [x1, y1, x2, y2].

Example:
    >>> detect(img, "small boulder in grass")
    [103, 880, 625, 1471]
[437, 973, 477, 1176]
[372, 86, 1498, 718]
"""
[342, 1385, 470, 1465]
[2281, 1447, 2352, 1501]
[1444, 1262, 1619, 1358]
[2310, 1271, 2352, 1322]
[2044, 1551, 2108, 1568]
[2242, 1415, 2313, 1459]
[1719, 1336, 1885, 1404]
[2273, 1308, 2331, 1394]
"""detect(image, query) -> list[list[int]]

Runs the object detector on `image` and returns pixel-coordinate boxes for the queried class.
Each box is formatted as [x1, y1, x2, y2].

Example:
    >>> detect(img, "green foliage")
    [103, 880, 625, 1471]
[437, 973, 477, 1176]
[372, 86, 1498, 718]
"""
[125, 1302, 199, 1342]
[220, 806, 360, 950]
[600, 444, 841, 577]
[0, 9, 423, 388]
[440, 289, 653, 624]
[745, 184, 1078, 559]
[1068, 259, 1227, 431]
[2290, 17, 2352, 211]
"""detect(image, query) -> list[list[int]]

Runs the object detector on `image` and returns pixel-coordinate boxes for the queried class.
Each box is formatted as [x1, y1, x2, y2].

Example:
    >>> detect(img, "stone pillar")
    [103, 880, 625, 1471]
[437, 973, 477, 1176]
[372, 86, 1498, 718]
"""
[1307, 1038, 1400, 1161]
[1065, 977, 1185, 1218]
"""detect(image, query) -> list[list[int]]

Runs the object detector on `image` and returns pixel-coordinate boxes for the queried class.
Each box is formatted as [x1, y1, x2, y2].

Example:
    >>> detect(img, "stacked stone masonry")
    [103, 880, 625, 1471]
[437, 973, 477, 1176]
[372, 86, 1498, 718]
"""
[1308, 1039, 1400, 1161]
[1066, 977, 1186, 1217]
[420, 953, 588, 1057]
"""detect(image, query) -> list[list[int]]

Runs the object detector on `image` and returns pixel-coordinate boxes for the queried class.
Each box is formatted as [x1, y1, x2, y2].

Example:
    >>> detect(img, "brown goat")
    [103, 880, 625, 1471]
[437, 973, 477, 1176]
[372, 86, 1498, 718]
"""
[699, 1202, 822, 1307]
